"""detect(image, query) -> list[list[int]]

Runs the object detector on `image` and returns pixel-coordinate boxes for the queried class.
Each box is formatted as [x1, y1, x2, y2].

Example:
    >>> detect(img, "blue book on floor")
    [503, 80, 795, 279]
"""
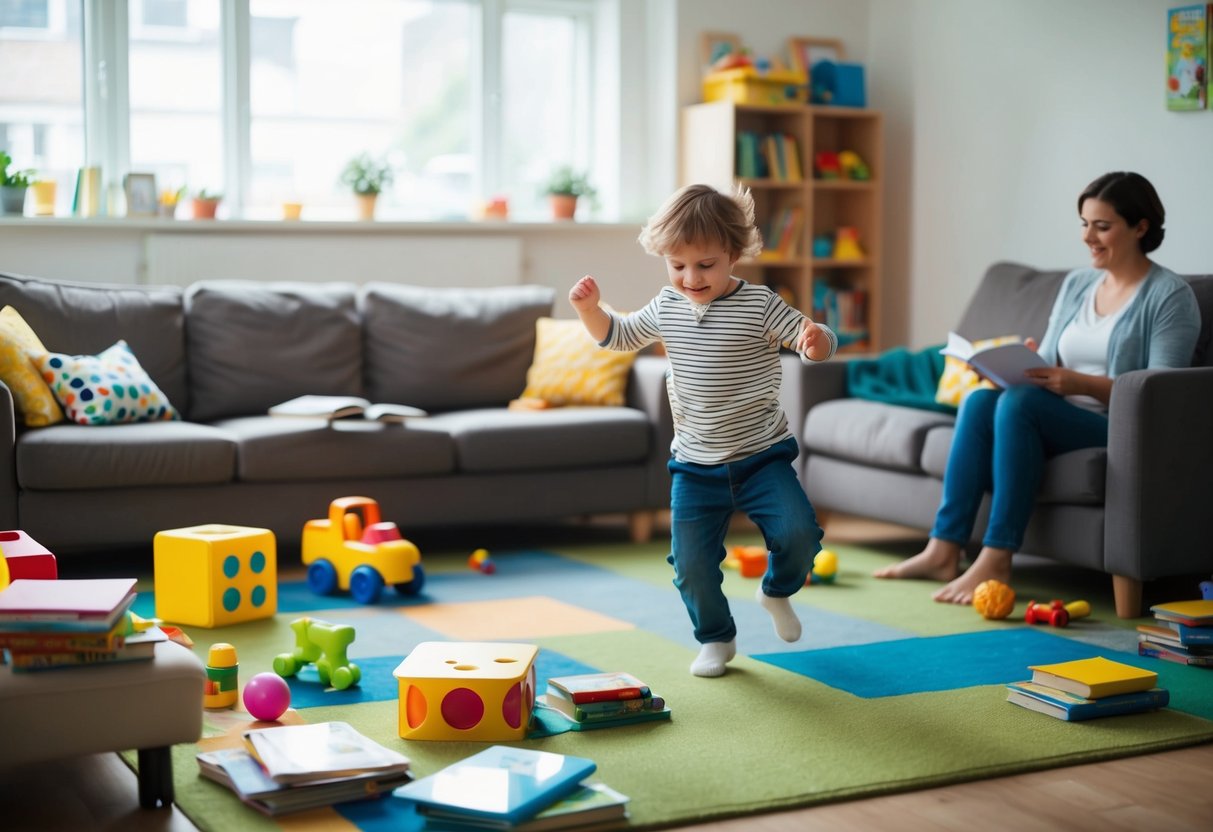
[1005, 681, 1169, 721]
[392, 745, 596, 825]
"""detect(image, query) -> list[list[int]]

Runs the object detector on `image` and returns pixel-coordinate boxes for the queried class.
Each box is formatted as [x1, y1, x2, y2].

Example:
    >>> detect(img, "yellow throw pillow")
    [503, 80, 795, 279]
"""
[934, 334, 1021, 408]
[517, 317, 637, 407]
[0, 306, 64, 427]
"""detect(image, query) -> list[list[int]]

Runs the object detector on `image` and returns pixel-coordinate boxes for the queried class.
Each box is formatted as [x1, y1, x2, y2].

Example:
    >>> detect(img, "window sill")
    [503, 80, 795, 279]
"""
[0, 216, 638, 234]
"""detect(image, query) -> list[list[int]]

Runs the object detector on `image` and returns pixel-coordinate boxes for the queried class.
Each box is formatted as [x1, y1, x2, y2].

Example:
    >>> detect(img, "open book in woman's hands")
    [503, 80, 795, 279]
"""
[940, 332, 1047, 389]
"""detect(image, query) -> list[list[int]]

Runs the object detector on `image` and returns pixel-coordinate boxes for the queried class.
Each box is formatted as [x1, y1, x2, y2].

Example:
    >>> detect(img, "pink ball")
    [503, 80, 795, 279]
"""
[243, 672, 291, 721]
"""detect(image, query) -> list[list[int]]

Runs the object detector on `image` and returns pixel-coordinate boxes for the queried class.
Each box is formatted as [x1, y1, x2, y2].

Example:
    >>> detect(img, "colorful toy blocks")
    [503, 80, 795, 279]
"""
[0, 530, 57, 580]
[153, 524, 277, 628]
[393, 641, 538, 742]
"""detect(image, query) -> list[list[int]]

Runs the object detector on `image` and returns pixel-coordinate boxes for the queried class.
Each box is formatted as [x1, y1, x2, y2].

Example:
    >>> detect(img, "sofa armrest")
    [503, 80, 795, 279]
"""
[779, 353, 850, 441]
[0, 381, 17, 529]
[627, 355, 673, 508]
[1104, 366, 1213, 581]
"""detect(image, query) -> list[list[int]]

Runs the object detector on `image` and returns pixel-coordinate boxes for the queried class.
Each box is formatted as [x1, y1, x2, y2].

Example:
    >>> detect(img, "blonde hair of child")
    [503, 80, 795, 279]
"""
[638, 183, 763, 260]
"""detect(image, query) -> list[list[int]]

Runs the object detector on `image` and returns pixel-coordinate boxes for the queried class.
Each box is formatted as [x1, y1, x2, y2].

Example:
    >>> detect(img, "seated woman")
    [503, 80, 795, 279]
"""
[875, 171, 1201, 604]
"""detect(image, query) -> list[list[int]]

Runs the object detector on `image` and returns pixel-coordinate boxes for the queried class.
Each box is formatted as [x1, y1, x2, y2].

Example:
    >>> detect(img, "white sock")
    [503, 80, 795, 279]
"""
[757, 587, 802, 642]
[690, 640, 737, 677]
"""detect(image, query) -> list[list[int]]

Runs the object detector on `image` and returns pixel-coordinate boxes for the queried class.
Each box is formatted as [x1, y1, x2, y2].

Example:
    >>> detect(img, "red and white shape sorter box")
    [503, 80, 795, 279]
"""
[393, 641, 538, 741]
[153, 524, 277, 628]
[0, 530, 57, 580]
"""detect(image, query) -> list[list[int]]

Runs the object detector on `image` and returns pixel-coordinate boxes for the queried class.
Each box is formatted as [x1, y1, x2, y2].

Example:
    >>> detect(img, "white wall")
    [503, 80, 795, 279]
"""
[875, 0, 1213, 347]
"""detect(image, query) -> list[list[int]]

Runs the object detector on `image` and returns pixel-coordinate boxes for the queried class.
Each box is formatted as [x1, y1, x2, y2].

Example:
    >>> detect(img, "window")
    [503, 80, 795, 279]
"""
[0, 0, 50, 29]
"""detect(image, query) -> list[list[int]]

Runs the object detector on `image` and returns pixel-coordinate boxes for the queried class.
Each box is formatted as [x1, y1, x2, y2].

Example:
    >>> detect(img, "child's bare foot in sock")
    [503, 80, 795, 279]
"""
[690, 640, 736, 677]
[932, 547, 1012, 604]
[872, 538, 963, 582]
[756, 587, 802, 642]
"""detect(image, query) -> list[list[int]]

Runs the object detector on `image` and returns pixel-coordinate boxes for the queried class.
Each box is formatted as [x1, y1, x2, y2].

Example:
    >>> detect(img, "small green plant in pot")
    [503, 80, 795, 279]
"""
[544, 166, 596, 221]
[1, 150, 35, 216]
[340, 153, 394, 220]
[191, 188, 223, 220]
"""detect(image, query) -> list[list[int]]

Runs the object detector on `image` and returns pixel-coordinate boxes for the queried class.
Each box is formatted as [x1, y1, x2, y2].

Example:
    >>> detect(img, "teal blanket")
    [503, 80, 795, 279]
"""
[844, 345, 954, 413]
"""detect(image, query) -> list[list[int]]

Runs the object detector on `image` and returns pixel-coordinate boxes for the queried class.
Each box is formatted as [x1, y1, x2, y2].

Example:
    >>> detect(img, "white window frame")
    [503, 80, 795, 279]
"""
[76, 0, 600, 220]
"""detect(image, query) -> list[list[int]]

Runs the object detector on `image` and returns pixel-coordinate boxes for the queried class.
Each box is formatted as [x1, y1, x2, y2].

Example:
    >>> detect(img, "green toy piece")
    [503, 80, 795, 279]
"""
[272, 616, 362, 691]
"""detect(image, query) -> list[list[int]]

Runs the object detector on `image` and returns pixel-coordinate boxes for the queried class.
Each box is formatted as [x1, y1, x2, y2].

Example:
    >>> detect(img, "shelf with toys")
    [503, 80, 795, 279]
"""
[681, 37, 883, 352]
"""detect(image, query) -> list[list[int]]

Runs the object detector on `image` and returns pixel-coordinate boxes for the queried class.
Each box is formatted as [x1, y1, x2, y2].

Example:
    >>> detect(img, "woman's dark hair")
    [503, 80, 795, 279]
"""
[1077, 171, 1165, 253]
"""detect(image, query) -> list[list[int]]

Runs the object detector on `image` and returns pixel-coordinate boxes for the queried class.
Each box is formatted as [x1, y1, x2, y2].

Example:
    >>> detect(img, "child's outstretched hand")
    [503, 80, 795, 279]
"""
[797, 318, 830, 361]
[569, 274, 601, 312]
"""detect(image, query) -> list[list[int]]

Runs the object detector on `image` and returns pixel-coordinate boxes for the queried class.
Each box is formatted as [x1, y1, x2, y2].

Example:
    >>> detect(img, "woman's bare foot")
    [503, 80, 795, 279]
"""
[932, 547, 1012, 604]
[872, 538, 963, 582]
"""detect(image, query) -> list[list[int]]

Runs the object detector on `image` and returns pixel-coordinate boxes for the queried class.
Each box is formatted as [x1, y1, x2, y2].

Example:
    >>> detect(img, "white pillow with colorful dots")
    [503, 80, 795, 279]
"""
[37, 340, 180, 425]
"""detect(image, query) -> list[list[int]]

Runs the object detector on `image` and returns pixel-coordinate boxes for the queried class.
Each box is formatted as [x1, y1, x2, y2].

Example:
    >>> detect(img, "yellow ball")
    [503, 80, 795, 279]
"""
[812, 549, 838, 578]
[973, 579, 1015, 619]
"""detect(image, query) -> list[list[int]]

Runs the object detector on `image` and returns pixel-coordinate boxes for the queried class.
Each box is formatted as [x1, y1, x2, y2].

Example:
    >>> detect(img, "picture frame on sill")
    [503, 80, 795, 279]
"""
[701, 31, 742, 72]
[124, 173, 158, 218]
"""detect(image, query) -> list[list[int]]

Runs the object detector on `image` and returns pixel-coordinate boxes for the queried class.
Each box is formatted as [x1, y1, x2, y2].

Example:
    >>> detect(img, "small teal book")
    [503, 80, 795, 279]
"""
[393, 745, 596, 825]
[1161, 620, 1213, 645]
[1006, 681, 1169, 721]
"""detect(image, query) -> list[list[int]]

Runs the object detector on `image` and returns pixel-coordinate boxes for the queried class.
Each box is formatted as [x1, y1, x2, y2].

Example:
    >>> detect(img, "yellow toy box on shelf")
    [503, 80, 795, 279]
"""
[704, 65, 807, 106]
[154, 524, 277, 628]
[394, 641, 538, 741]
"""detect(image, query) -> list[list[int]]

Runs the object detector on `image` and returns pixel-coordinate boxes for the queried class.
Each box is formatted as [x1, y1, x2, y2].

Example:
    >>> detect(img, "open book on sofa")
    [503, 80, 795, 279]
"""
[268, 395, 427, 423]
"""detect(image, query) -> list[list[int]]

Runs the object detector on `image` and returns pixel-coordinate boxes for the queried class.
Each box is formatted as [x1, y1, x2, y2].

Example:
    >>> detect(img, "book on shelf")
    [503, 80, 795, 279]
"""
[417, 781, 630, 832]
[6, 626, 166, 672]
[267, 394, 427, 423]
[1149, 599, 1213, 627]
[242, 721, 410, 785]
[0, 578, 137, 632]
[197, 747, 410, 817]
[393, 745, 596, 826]
[1005, 681, 1170, 721]
[939, 331, 1048, 390]
[545, 671, 651, 705]
[1027, 656, 1157, 699]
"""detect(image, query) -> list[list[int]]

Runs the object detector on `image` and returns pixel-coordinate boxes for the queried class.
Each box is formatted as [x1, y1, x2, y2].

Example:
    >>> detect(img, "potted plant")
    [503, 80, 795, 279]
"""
[191, 189, 222, 220]
[0, 150, 34, 216]
[340, 153, 394, 220]
[543, 166, 596, 221]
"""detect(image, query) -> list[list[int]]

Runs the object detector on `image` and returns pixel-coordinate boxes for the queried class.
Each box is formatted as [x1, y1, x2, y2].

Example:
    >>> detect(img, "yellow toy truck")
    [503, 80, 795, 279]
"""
[301, 496, 424, 604]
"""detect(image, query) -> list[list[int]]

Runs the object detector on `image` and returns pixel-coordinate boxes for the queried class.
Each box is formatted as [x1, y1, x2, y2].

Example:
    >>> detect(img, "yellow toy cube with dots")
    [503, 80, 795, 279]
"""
[393, 641, 538, 741]
[153, 524, 277, 628]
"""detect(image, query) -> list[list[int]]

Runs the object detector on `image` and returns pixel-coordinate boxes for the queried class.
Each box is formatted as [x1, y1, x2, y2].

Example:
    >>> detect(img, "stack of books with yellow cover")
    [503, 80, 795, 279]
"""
[1005, 656, 1168, 721]
[1137, 599, 1213, 668]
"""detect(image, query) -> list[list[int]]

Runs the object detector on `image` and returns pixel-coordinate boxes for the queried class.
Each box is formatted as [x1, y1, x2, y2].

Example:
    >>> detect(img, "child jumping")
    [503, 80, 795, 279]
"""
[568, 183, 837, 677]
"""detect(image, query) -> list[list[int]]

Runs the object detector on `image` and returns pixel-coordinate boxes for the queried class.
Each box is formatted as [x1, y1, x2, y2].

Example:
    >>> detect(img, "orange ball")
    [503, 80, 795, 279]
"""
[973, 579, 1015, 619]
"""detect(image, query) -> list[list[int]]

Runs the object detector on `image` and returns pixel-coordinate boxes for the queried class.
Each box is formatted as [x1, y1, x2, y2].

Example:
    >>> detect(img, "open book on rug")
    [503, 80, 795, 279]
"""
[268, 395, 427, 423]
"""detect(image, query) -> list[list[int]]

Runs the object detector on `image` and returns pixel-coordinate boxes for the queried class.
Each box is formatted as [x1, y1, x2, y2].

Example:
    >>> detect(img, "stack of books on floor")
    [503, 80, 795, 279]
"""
[197, 721, 411, 817]
[0, 577, 165, 672]
[541, 671, 671, 730]
[1005, 655, 1168, 721]
[395, 745, 629, 831]
[1137, 599, 1213, 667]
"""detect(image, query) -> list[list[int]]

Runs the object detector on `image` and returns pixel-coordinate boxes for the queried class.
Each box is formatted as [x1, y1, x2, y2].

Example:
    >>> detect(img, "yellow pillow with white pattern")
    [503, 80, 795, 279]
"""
[518, 317, 637, 407]
[934, 334, 1021, 408]
[0, 306, 64, 427]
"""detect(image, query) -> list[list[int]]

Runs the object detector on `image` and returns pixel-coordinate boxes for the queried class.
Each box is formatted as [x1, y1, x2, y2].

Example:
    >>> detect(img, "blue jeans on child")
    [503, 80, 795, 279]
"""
[932, 385, 1109, 551]
[667, 436, 822, 644]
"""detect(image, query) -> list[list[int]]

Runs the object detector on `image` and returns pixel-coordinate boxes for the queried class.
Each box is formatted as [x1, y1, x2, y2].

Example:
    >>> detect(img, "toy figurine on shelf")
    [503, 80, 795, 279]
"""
[811, 233, 834, 259]
[814, 151, 841, 179]
[838, 150, 871, 181]
[832, 226, 864, 260]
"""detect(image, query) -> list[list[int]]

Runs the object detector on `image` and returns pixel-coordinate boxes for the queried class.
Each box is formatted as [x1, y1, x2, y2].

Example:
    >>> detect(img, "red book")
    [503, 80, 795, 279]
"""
[546, 671, 651, 704]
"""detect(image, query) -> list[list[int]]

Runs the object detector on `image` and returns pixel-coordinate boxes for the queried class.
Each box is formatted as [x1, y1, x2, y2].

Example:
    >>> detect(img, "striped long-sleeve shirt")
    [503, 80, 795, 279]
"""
[601, 279, 837, 465]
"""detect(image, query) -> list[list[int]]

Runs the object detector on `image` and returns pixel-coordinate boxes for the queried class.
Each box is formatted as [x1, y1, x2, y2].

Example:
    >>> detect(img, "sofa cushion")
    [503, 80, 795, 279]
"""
[0, 271, 187, 413]
[185, 281, 362, 421]
[360, 283, 554, 412]
[518, 317, 638, 407]
[415, 407, 651, 473]
[1184, 275, 1213, 367]
[954, 263, 1067, 343]
[0, 306, 63, 427]
[214, 416, 455, 482]
[38, 340, 180, 425]
[804, 399, 955, 473]
[16, 422, 236, 490]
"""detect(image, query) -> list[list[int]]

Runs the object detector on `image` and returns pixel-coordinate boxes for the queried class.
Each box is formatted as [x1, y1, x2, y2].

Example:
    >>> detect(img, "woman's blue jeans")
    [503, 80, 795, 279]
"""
[667, 436, 822, 644]
[932, 386, 1108, 551]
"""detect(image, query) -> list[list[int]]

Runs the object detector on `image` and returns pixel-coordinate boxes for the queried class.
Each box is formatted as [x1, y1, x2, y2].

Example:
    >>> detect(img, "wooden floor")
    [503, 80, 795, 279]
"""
[4, 515, 1211, 832]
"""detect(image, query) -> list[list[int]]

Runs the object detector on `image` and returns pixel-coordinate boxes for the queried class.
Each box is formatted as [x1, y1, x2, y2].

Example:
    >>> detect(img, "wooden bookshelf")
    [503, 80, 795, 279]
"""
[680, 100, 883, 352]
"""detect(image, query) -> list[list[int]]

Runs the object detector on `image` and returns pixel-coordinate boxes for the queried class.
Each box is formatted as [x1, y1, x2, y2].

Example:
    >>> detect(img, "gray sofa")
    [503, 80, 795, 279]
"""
[0, 272, 673, 554]
[785, 262, 1213, 618]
